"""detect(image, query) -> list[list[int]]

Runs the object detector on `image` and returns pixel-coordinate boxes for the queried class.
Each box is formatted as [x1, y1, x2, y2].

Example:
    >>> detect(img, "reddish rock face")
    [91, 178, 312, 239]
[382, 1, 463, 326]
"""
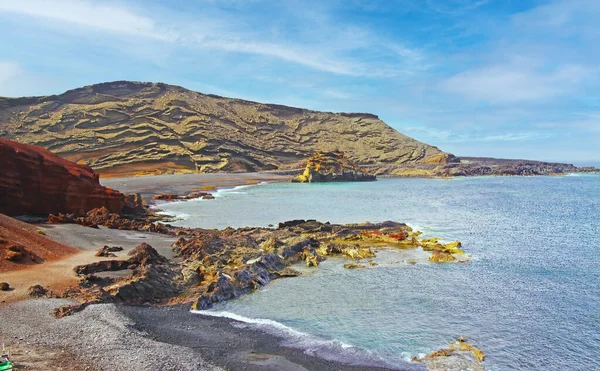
[0, 138, 126, 216]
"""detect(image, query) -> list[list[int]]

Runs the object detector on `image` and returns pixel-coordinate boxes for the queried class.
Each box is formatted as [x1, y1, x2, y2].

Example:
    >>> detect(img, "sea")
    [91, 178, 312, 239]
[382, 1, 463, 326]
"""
[157, 174, 600, 370]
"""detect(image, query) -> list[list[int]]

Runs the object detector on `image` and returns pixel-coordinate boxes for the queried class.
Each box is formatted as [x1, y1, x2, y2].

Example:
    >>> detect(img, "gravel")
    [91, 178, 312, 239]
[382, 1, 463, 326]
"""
[0, 299, 222, 371]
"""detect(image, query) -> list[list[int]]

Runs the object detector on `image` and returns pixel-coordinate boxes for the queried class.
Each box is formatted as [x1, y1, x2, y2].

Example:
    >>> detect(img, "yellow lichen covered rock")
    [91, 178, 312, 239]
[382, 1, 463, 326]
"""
[429, 250, 456, 262]
[420, 238, 465, 254]
[343, 263, 366, 269]
[412, 337, 485, 370]
[341, 246, 376, 260]
[292, 151, 376, 183]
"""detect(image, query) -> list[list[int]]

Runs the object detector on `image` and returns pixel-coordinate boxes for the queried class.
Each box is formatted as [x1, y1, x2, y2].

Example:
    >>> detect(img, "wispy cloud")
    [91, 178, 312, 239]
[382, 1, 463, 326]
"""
[193, 36, 363, 76]
[440, 62, 591, 103]
[0, 61, 19, 87]
[426, 0, 490, 15]
[512, 0, 600, 32]
[0, 0, 425, 78]
[401, 125, 554, 143]
[0, 0, 173, 40]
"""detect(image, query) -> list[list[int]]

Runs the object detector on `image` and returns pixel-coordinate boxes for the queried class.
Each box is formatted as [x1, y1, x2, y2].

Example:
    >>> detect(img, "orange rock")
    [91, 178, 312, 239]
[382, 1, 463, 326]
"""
[0, 138, 127, 216]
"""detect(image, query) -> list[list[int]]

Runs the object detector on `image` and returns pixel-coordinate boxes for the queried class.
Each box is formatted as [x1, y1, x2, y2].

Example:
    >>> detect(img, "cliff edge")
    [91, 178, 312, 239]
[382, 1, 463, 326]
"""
[0, 138, 127, 216]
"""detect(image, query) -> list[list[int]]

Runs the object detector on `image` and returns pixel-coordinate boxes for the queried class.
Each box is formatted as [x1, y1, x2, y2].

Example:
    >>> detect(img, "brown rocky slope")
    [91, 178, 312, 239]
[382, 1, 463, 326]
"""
[0, 81, 454, 176]
[0, 213, 77, 273]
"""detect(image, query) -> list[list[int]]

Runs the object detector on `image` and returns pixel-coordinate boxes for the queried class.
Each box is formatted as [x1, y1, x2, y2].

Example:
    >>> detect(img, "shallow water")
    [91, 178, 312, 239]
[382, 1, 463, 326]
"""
[162, 176, 600, 370]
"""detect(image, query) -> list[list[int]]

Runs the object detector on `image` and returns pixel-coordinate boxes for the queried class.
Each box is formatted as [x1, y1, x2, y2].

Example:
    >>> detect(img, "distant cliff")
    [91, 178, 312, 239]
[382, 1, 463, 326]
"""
[0, 81, 456, 177]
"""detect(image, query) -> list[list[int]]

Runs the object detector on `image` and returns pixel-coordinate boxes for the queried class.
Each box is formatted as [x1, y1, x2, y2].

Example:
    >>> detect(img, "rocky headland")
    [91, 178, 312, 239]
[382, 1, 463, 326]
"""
[292, 150, 376, 182]
[44, 209, 468, 316]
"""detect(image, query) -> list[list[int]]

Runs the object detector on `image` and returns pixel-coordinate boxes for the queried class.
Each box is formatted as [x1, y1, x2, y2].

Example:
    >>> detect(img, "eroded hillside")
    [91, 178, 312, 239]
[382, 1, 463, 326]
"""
[0, 81, 454, 176]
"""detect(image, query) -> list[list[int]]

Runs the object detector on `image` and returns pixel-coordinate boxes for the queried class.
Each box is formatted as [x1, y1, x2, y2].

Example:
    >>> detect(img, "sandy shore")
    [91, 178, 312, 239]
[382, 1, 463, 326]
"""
[0, 224, 177, 303]
[100, 172, 291, 199]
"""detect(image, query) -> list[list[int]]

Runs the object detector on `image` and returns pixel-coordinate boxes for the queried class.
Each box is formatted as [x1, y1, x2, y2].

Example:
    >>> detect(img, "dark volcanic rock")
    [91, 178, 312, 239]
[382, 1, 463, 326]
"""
[95, 245, 124, 257]
[49, 206, 172, 234]
[62, 243, 186, 315]
[56, 218, 465, 317]
[0, 282, 10, 291]
[0, 138, 127, 216]
[435, 157, 585, 177]
[28, 284, 48, 297]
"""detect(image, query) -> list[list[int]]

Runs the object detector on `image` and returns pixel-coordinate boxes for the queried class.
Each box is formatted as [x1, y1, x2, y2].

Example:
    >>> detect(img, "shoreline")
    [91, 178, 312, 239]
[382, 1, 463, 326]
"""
[100, 172, 292, 201]
[0, 298, 409, 371]
[101, 171, 600, 207]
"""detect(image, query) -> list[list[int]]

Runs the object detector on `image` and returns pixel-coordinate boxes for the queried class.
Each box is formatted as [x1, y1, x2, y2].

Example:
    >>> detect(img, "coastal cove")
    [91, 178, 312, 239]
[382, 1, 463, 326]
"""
[155, 175, 600, 370]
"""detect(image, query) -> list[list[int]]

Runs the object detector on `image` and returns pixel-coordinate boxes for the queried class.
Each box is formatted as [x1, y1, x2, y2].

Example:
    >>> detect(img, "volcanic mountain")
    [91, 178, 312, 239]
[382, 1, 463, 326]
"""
[0, 81, 455, 177]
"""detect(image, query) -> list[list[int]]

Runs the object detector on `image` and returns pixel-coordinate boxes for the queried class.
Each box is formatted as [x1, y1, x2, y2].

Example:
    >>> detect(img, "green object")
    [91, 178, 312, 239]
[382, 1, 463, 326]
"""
[0, 345, 12, 371]
[0, 359, 12, 371]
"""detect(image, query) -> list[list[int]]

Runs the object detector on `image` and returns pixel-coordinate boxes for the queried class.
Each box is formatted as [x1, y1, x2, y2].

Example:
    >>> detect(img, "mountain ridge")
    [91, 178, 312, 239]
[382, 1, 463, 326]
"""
[0, 80, 454, 177]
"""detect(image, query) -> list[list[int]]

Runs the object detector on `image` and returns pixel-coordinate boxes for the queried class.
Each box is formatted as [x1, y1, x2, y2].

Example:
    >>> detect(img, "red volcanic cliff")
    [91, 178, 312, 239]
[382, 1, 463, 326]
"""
[0, 138, 127, 216]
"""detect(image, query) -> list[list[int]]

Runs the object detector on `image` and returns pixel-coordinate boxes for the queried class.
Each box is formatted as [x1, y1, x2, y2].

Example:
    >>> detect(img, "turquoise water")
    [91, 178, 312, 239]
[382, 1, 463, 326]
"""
[160, 175, 600, 370]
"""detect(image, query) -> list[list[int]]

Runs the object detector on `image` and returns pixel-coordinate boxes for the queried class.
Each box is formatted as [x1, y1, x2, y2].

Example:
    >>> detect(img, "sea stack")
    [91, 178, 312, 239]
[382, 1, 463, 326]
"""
[293, 151, 376, 183]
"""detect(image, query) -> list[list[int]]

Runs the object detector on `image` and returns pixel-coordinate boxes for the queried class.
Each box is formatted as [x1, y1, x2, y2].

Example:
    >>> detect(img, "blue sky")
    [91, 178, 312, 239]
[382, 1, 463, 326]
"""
[0, 0, 598, 164]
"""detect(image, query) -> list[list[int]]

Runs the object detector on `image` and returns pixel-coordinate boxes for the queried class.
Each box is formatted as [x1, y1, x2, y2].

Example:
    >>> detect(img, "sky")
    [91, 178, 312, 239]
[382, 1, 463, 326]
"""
[0, 0, 598, 165]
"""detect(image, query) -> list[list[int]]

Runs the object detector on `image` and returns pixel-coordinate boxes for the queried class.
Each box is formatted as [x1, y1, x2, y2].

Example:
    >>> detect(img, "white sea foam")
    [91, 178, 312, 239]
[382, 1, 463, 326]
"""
[151, 181, 271, 220]
[214, 182, 270, 197]
[192, 309, 316, 338]
[191, 309, 354, 349]
[154, 210, 190, 220]
[189, 309, 401, 368]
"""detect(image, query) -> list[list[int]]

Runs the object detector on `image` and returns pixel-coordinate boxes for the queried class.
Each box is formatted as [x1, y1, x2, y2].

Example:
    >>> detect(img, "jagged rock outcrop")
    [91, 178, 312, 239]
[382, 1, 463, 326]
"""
[412, 337, 485, 370]
[47, 214, 469, 315]
[95, 245, 123, 257]
[429, 250, 456, 262]
[28, 284, 48, 297]
[59, 243, 186, 317]
[0, 81, 453, 176]
[153, 192, 214, 201]
[0, 138, 128, 216]
[292, 151, 376, 182]
[49, 206, 171, 234]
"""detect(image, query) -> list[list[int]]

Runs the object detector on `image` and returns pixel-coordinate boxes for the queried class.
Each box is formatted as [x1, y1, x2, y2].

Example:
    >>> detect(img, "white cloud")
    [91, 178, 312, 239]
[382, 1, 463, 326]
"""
[440, 63, 591, 103]
[194, 36, 362, 76]
[426, 0, 489, 15]
[0, 0, 174, 40]
[0, 61, 19, 86]
[512, 0, 600, 30]
[401, 125, 553, 143]
[0, 0, 425, 78]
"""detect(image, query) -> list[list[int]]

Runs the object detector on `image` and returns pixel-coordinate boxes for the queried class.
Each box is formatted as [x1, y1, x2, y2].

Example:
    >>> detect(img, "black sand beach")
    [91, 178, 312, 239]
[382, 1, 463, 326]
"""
[101, 172, 291, 199]
[0, 298, 408, 371]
